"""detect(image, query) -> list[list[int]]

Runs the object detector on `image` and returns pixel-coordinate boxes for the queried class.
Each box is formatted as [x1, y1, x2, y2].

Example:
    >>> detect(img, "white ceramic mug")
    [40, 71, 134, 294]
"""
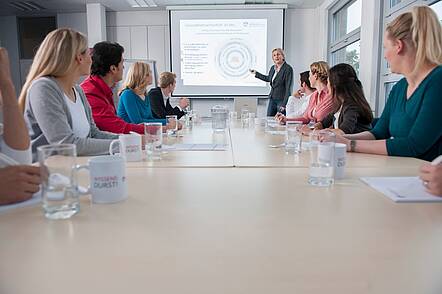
[319, 142, 347, 179]
[77, 155, 128, 204]
[109, 134, 142, 162]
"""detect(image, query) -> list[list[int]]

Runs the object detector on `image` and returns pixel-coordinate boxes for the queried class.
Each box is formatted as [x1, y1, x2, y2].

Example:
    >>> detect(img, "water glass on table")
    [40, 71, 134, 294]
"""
[184, 109, 193, 129]
[166, 115, 178, 137]
[211, 105, 228, 132]
[241, 109, 249, 128]
[285, 121, 302, 154]
[144, 122, 163, 160]
[308, 130, 336, 187]
[37, 144, 80, 220]
[229, 111, 238, 124]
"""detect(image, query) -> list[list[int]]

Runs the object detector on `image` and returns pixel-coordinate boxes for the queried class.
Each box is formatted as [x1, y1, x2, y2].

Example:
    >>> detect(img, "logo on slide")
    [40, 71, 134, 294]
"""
[216, 40, 256, 81]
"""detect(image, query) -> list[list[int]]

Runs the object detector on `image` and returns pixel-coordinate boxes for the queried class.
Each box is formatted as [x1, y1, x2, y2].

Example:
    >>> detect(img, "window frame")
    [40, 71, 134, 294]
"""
[328, 0, 362, 67]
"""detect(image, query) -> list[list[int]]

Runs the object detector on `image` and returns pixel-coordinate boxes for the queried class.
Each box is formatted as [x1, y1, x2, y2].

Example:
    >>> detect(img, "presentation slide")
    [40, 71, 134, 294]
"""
[180, 19, 267, 87]
[169, 9, 284, 97]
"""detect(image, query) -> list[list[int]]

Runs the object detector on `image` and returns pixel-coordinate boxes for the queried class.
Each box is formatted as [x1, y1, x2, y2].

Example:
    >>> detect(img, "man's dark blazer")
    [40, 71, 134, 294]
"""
[255, 62, 293, 106]
[147, 87, 185, 119]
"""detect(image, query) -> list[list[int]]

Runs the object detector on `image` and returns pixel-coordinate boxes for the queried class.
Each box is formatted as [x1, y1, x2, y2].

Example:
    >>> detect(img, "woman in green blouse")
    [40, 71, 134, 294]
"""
[337, 5, 442, 161]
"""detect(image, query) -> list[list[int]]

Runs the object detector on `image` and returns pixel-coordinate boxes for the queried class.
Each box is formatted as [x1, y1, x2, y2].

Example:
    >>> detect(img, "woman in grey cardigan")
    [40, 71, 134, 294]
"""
[19, 28, 118, 161]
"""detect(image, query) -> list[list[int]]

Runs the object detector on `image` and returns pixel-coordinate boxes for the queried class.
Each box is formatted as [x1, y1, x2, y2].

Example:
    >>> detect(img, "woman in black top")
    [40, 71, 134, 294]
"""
[315, 63, 372, 134]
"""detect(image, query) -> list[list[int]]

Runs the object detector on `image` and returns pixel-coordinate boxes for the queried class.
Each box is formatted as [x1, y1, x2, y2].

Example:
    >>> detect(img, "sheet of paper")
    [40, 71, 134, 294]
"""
[267, 131, 286, 135]
[0, 191, 42, 214]
[360, 176, 442, 203]
[162, 144, 228, 151]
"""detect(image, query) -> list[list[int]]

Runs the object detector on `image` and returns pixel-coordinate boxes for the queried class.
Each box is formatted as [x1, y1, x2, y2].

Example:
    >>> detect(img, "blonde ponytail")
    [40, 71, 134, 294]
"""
[18, 28, 88, 112]
[386, 6, 442, 72]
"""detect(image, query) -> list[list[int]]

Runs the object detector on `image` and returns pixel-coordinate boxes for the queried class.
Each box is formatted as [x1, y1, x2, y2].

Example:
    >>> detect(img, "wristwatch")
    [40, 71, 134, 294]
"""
[350, 140, 356, 152]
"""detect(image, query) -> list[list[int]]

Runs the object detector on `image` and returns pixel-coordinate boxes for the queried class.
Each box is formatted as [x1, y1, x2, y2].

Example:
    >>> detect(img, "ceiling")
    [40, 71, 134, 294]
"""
[0, 0, 326, 16]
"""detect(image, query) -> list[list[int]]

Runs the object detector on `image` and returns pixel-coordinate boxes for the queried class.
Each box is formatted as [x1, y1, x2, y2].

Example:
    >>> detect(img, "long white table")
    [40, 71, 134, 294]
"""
[0, 123, 440, 294]
[230, 124, 425, 168]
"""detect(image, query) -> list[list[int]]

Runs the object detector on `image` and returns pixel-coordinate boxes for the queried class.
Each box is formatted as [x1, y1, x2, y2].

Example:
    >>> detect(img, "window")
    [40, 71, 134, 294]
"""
[328, 0, 362, 74]
[331, 40, 360, 73]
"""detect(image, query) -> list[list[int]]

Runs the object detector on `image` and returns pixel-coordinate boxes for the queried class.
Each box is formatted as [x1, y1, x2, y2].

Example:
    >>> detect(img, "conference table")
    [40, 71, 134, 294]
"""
[1, 121, 441, 294]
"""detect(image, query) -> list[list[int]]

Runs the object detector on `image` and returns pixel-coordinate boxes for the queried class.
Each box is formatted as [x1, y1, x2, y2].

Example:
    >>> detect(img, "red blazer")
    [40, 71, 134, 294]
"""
[80, 75, 144, 134]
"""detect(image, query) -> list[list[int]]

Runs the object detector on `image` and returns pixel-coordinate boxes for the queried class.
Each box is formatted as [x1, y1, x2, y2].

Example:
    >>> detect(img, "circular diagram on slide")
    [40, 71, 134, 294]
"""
[216, 40, 255, 80]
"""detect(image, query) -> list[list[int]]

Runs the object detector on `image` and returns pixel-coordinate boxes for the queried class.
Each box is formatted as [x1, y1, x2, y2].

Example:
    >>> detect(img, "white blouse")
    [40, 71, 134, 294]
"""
[285, 93, 313, 118]
[64, 88, 90, 139]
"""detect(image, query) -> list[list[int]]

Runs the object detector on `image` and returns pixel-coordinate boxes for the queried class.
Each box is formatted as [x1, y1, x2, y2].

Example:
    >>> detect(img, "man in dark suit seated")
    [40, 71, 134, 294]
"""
[147, 72, 189, 120]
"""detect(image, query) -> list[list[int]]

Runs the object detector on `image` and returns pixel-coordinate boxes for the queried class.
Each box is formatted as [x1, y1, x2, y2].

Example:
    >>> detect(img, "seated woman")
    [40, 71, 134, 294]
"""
[277, 61, 334, 125]
[117, 62, 166, 125]
[19, 28, 119, 161]
[337, 6, 442, 161]
[0, 48, 41, 205]
[284, 70, 316, 118]
[313, 63, 372, 135]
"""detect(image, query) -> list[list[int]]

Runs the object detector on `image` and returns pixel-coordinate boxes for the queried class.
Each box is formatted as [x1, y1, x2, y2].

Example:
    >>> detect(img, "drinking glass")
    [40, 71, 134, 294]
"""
[184, 109, 193, 129]
[211, 105, 228, 132]
[308, 130, 335, 187]
[166, 115, 178, 137]
[241, 108, 249, 128]
[229, 111, 238, 121]
[192, 110, 201, 125]
[144, 122, 163, 160]
[38, 144, 80, 220]
[285, 121, 303, 154]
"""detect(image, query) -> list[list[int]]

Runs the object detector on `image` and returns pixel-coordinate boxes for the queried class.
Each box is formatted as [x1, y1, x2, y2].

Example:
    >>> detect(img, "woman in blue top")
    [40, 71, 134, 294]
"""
[118, 62, 166, 125]
[337, 6, 442, 161]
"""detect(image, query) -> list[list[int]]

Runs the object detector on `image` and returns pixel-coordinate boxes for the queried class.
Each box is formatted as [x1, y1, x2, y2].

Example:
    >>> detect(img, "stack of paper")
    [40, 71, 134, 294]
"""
[360, 176, 442, 203]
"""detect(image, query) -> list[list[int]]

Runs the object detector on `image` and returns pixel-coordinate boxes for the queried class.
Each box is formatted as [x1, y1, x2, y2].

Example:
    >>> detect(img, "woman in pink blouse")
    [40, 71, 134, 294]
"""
[276, 61, 334, 125]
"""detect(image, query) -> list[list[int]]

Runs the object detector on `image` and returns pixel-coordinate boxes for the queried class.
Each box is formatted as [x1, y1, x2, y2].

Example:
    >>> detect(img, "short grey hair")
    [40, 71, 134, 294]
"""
[272, 48, 285, 61]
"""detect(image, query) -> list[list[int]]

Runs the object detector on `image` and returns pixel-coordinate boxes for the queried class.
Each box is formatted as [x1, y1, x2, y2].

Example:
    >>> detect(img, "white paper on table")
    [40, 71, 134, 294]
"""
[267, 131, 286, 136]
[0, 186, 88, 214]
[0, 191, 42, 213]
[360, 176, 442, 203]
[162, 144, 227, 151]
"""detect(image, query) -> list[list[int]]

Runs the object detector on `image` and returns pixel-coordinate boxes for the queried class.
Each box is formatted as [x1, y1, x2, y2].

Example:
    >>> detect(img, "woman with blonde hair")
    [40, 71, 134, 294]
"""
[117, 62, 166, 125]
[276, 61, 334, 125]
[337, 5, 442, 161]
[20, 28, 118, 160]
[250, 48, 294, 116]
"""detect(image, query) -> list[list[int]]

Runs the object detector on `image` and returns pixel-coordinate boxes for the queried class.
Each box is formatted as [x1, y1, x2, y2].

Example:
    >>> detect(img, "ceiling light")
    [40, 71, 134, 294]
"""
[126, 0, 157, 8]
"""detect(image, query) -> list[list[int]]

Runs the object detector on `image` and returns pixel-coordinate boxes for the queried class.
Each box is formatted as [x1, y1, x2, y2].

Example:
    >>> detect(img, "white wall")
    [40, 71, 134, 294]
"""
[57, 12, 87, 35]
[106, 10, 169, 73]
[285, 8, 320, 77]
